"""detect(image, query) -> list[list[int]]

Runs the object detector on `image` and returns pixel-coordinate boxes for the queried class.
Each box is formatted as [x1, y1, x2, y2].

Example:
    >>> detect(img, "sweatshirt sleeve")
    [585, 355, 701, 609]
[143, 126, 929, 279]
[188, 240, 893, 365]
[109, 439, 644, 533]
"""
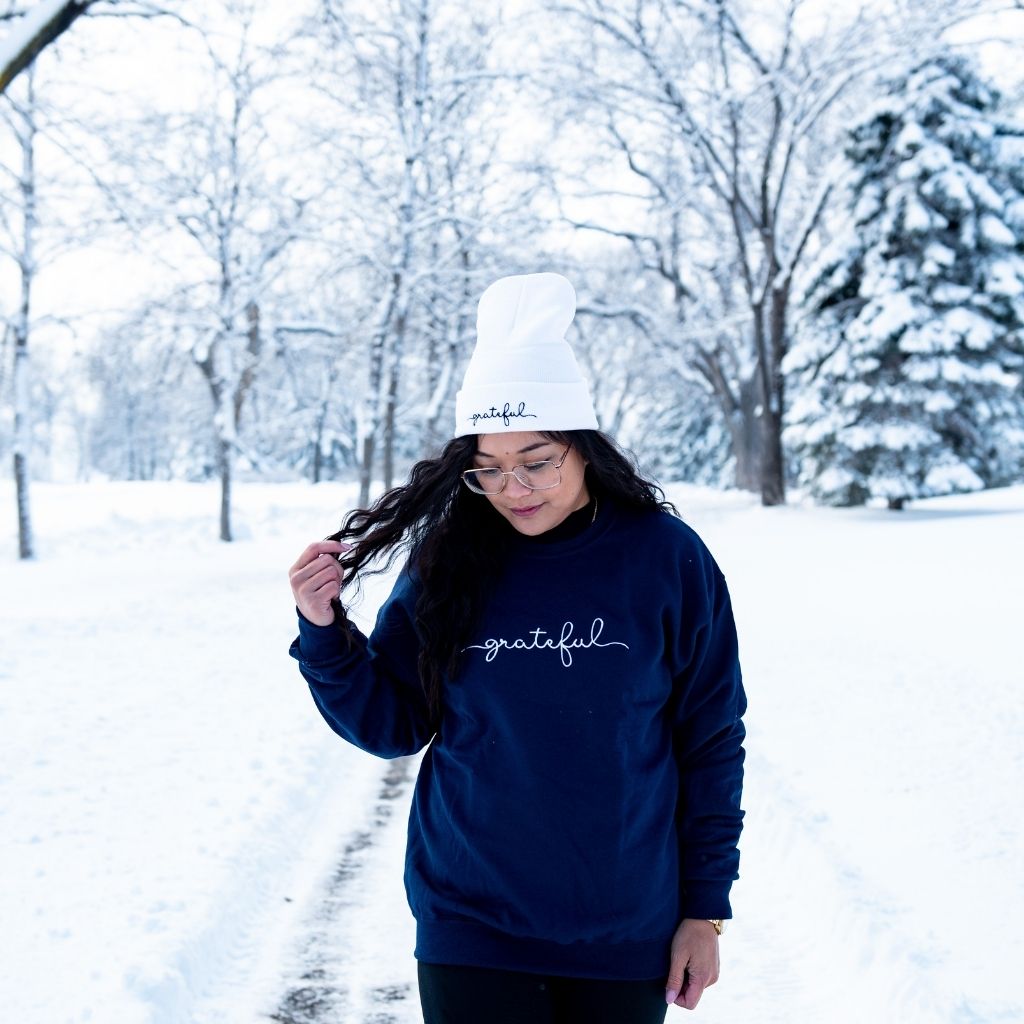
[671, 540, 747, 921]
[288, 567, 435, 759]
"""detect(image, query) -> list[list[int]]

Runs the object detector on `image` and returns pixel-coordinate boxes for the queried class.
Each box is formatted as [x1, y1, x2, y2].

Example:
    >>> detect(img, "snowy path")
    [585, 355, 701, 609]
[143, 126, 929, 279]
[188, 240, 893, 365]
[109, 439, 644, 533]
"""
[265, 755, 421, 1024]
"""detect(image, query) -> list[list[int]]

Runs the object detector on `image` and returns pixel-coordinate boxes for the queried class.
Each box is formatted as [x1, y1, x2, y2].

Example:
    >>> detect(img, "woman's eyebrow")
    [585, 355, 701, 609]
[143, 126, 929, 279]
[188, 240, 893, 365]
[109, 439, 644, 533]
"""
[474, 442, 551, 458]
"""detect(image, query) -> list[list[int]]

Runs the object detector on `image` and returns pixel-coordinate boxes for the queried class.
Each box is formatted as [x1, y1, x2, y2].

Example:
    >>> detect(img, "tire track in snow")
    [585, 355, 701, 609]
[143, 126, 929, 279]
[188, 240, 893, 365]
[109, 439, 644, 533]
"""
[267, 755, 420, 1024]
[727, 750, 958, 1024]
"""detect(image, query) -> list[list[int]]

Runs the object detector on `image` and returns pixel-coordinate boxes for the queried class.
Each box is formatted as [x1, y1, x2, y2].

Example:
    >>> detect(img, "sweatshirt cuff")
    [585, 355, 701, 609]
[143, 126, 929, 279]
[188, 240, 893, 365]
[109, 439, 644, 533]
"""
[681, 880, 733, 920]
[295, 607, 354, 662]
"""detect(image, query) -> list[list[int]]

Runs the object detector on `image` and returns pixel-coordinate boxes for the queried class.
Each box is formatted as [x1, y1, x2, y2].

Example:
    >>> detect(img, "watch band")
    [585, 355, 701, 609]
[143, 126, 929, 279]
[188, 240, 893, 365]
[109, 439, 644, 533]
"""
[707, 919, 725, 935]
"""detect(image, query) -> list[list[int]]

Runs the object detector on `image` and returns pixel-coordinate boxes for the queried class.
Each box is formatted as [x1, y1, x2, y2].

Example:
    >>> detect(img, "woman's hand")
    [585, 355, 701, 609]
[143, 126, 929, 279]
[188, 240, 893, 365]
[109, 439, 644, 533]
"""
[664, 918, 720, 1010]
[288, 540, 350, 626]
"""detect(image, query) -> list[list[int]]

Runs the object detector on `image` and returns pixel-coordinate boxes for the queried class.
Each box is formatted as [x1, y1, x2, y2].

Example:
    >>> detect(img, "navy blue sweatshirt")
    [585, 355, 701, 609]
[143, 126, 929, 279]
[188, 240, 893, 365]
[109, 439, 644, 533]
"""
[289, 497, 746, 980]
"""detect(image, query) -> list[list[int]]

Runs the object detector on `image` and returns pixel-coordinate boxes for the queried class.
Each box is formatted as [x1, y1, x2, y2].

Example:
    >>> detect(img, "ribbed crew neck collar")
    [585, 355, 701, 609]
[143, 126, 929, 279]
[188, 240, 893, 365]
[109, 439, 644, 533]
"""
[519, 493, 597, 545]
[505, 492, 620, 558]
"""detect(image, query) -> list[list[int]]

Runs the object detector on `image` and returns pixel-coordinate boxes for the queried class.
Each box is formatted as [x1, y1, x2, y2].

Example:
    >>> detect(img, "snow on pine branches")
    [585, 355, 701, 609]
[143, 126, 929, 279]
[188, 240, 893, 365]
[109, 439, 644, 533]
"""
[785, 55, 1024, 509]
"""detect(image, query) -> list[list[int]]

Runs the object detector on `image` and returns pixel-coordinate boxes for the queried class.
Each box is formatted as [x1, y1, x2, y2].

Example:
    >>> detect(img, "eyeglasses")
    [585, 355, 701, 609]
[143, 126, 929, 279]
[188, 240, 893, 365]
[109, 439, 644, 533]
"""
[461, 444, 573, 496]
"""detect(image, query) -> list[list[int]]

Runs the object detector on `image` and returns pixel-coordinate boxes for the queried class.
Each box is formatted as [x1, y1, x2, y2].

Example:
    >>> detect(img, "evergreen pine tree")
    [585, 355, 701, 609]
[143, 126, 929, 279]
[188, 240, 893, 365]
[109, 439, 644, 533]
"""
[786, 55, 1024, 508]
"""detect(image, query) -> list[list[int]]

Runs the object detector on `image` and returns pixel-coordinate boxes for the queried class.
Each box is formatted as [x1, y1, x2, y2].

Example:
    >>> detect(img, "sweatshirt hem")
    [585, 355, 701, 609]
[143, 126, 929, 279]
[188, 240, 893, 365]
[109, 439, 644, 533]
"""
[414, 918, 671, 981]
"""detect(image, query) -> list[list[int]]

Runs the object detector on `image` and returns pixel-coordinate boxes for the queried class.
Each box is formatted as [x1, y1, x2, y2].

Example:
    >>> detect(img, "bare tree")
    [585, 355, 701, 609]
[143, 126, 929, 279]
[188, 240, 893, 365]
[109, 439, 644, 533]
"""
[0, 62, 94, 556]
[0, 23, 175, 556]
[1, 68, 38, 556]
[112, 6, 309, 540]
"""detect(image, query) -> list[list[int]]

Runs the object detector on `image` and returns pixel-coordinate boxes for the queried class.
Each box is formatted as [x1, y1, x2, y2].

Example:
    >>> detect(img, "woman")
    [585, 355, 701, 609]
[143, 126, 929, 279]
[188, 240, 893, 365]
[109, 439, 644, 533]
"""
[288, 273, 746, 1024]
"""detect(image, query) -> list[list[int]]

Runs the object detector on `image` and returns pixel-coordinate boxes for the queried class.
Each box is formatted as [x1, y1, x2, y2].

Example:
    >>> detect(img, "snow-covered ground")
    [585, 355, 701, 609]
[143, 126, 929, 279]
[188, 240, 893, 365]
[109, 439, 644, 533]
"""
[1, 479, 1021, 1023]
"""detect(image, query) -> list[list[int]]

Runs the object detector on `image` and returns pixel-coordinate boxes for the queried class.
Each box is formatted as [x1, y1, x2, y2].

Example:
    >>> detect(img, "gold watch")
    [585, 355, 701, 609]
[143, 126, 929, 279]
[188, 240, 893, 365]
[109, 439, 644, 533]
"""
[707, 919, 725, 935]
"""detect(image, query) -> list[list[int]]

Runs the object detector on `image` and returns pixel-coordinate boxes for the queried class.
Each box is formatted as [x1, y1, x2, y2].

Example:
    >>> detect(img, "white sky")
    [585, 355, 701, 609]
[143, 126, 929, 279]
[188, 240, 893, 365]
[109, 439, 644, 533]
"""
[1, 0, 1023, 364]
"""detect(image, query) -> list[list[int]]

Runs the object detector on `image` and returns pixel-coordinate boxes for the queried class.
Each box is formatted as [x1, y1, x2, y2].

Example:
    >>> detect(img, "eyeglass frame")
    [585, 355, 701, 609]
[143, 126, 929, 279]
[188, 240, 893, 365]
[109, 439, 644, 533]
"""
[461, 443, 573, 496]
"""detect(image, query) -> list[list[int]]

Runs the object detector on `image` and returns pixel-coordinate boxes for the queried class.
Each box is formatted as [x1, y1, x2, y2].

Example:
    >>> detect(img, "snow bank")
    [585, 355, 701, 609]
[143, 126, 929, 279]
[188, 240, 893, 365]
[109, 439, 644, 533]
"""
[0, 480, 394, 1023]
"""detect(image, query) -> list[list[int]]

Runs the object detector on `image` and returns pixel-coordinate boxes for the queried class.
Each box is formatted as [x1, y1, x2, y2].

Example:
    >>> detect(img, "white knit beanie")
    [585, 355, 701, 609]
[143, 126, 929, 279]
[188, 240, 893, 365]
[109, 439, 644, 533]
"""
[453, 272, 599, 437]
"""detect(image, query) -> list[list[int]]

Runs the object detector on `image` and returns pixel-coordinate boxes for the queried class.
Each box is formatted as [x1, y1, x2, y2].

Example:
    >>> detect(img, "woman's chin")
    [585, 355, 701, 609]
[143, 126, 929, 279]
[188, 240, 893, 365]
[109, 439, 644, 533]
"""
[504, 503, 549, 533]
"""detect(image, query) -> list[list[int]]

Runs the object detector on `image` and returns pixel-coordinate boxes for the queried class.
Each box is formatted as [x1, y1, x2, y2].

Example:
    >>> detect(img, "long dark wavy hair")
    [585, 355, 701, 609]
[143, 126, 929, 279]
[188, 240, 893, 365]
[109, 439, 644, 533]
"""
[327, 429, 677, 733]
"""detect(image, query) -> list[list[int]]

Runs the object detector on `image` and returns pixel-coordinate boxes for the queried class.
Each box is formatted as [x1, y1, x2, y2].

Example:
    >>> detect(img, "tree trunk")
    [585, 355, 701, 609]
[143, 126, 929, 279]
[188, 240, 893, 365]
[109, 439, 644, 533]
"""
[382, 365, 397, 493]
[0, 0, 92, 97]
[311, 405, 325, 484]
[218, 436, 233, 542]
[12, 72, 36, 559]
[760, 409, 786, 506]
[359, 279, 402, 510]
[13, 333, 33, 560]
[199, 371, 235, 543]
[382, 299, 408, 493]
[234, 301, 262, 432]
[358, 433, 375, 511]
[731, 376, 762, 492]
[759, 288, 788, 506]
[195, 303, 260, 542]
[14, 452, 33, 560]
[126, 398, 137, 481]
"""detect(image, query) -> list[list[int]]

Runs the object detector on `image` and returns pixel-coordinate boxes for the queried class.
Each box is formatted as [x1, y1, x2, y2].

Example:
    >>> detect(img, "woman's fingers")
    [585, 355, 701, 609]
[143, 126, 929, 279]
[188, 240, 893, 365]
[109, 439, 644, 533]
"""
[291, 558, 338, 592]
[311, 575, 342, 599]
[295, 560, 343, 600]
[289, 541, 351, 626]
[290, 543, 348, 582]
[289, 539, 347, 574]
[301, 561, 340, 591]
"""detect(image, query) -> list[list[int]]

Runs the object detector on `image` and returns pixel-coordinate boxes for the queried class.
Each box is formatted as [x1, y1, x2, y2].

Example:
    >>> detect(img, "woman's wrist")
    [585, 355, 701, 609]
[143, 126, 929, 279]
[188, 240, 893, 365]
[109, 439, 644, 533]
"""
[297, 605, 336, 628]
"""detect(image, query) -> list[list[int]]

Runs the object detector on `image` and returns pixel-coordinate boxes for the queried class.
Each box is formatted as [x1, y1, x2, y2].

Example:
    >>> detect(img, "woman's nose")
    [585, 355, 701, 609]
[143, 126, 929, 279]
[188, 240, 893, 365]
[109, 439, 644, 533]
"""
[504, 472, 533, 498]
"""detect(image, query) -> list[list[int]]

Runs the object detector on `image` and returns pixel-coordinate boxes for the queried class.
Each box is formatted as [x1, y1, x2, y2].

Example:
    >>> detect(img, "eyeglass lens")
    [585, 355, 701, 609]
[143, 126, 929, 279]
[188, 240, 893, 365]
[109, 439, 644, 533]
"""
[464, 460, 561, 494]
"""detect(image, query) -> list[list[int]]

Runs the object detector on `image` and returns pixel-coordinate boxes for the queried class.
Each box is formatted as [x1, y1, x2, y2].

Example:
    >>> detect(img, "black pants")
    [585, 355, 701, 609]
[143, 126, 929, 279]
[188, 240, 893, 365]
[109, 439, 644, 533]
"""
[417, 961, 669, 1024]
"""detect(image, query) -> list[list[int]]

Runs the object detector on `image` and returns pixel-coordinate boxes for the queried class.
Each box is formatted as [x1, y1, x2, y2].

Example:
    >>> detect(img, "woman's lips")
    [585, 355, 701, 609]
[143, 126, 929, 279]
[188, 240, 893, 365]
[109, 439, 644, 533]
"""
[510, 504, 542, 517]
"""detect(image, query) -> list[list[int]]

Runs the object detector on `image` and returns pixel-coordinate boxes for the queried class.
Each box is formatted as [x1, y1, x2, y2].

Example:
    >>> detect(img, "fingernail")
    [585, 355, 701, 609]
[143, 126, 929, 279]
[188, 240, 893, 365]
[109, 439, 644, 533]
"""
[665, 989, 678, 1005]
